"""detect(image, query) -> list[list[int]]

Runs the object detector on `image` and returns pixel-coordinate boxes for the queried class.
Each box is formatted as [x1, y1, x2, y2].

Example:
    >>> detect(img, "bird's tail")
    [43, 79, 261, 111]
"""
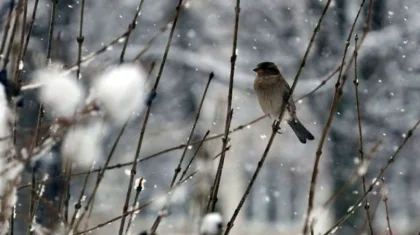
[287, 118, 315, 144]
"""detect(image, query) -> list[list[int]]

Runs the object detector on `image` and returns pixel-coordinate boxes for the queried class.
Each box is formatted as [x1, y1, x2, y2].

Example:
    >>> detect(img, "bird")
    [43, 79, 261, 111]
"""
[253, 61, 315, 144]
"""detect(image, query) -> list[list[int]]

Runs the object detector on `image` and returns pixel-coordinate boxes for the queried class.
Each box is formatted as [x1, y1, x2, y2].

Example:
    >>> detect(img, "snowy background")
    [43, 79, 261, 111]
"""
[1, 0, 420, 234]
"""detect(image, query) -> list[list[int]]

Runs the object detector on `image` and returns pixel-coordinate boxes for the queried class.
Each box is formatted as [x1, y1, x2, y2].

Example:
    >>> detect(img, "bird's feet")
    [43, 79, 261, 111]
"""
[272, 120, 282, 134]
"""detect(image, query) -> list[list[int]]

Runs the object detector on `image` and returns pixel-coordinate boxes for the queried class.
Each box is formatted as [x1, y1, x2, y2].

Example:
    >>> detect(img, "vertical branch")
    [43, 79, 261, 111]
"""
[75, 0, 85, 80]
[45, 0, 58, 64]
[382, 192, 393, 235]
[124, 177, 145, 235]
[31, 0, 58, 225]
[381, 178, 393, 235]
[82, 172, 100, 231]
[0, 0, 14, 58]
[353, 34, 373, 234]
[12, 0, 27, 83]
[72, 122, 129, 231]
[301, 1, 365, 234]
[207, 0, 241, 213]
[171, 73, 214, 188]
[2, 0, 22, 70]
[178, 130, 211, 183]
[119, 0, 145, 63]
[69, 163, 94, 228]
[10, 1, 26, 233]
[117, 1, 184, 233]
[60, 0, 86, 225]
[21, 0, 39, 56]
[223, 0, 333, 233]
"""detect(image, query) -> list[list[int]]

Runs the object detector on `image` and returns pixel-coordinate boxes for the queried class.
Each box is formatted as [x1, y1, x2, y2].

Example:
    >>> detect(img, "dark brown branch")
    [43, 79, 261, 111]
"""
[302, 0, 366, 233]
[119, 0, 145, 63]
[381, 178, 393, 235]
[353, 34, 373, 235]
[75, 0, 85, 80]
[207, 0, 241, 213]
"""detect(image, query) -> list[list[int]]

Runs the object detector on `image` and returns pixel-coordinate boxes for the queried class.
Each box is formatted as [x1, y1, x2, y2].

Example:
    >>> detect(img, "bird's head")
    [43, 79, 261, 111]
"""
[253, 61, 280, 75]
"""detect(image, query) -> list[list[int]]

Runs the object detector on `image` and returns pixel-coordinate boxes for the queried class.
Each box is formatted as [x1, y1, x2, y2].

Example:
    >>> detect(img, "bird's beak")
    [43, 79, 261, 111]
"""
[253, 68, 259, 72]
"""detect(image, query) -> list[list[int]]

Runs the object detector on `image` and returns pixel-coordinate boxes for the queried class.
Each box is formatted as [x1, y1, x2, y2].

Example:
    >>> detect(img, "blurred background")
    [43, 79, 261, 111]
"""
[1, 0, 420, 234]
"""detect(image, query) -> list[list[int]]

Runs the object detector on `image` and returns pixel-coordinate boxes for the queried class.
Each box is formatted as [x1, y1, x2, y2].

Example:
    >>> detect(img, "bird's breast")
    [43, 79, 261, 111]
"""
[253, 75, 284, 118]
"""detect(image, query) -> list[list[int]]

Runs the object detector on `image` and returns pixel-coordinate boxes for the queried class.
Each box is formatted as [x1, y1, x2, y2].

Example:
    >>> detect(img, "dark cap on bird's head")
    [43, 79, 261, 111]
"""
[253, 61, 280, 74]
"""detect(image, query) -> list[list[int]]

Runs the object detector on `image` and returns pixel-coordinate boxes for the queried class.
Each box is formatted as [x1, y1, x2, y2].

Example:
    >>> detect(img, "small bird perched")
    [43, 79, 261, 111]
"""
[253, 61, 315, 144]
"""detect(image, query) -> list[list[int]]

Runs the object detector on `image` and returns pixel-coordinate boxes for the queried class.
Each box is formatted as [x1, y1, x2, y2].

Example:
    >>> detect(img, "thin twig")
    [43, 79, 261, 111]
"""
[359, 192, 381, 234]
[21, 0, 39, 59]
[380, 178, 393, 235]
[64, 0, 186, 72]
[295, 64, 342, 101]
[27, 0, 58, 230]
[324, 119, 420, 235]
[148, 72, 214, 231]
[12, 0, 27, 84]
[2, 0, 22, 70]
[171, 72, 213, 188]
[82, 171, 100, 231]
[124, 177, 145, 235]
[10, 1, 26, 234]
[64, 0, 87, 224]
[29, 187, 69, 228]
[302, 1, 365, 233]
[149, 72, 213, 232]
[0, 0, 14, 59]
[207, 109, 232, 212]
[353, 33, 373, 234]
[118, 1, 183, 233]
[207, 0, 241, 213]
[39, 0, 59, 220]
[72, 122, 129, 231]
[131, 1, 191, 62]
[150, 131, 210, 233]
[120, 0, 145, 63]
[179, 131, 211, 183]
[75, 0, 85, 80]
[69, 163, 94, 228]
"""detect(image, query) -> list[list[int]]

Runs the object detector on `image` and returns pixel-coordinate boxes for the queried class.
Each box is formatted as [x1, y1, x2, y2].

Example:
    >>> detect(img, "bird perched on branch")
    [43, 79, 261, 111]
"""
[253, 61, 315, 144]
